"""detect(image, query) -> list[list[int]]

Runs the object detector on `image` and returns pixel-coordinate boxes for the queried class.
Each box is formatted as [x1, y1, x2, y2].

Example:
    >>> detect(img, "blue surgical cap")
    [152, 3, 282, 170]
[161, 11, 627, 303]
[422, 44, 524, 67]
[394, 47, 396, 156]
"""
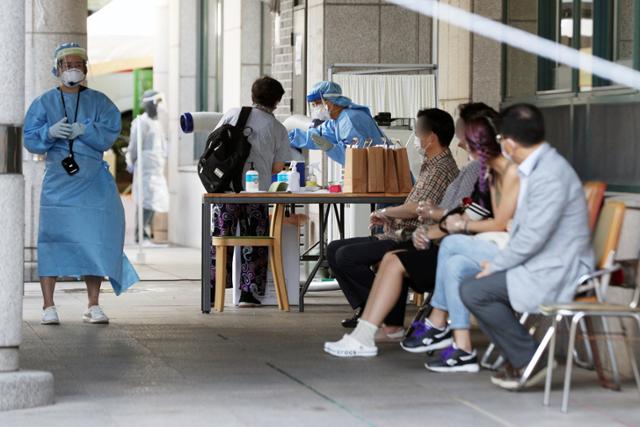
[307, 81, 342, 102]
[323, 93, 352, 108]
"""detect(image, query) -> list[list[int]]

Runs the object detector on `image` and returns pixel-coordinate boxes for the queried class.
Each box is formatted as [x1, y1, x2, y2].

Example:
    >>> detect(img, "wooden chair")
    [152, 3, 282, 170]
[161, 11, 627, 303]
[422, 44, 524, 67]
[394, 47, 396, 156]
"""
[211, 204, 289, 313]
[480, 184, 613, 371]
[541, 248, 640, 412]
[583, 181, 607, 232]
[511, 201, 628, 406]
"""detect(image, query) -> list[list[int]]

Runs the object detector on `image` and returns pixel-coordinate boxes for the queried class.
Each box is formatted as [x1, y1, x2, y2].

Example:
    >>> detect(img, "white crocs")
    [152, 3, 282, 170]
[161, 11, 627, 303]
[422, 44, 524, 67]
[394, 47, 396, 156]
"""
[324, 334, 378, 358]
[83, 305, 109, 324]
[41, 306, 60, 325]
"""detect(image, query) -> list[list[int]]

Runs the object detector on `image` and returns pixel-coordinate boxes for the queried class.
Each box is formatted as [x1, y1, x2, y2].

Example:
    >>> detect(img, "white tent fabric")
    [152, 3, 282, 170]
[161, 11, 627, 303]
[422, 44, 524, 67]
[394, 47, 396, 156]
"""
[332, 74, 436, 119]
[87, 0, 157, 76]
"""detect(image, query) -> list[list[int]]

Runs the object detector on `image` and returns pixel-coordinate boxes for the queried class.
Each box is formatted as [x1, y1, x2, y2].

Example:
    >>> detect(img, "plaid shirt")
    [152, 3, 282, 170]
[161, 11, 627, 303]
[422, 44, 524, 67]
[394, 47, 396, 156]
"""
[379, 148, 459, 240]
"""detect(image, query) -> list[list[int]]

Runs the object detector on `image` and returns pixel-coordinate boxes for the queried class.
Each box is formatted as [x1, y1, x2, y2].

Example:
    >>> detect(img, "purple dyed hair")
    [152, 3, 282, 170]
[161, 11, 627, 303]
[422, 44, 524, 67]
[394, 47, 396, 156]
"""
[465, 117, 501, 197]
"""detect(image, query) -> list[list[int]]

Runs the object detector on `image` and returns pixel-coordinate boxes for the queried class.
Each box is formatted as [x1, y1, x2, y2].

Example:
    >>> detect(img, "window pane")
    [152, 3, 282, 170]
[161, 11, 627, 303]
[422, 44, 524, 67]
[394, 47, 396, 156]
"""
[505, 0, 539, 98]
[536, 0, 573, 92]
[554, 0, 575, 90]
[579, 0, 594, 90]
[615, 0, 635, 66]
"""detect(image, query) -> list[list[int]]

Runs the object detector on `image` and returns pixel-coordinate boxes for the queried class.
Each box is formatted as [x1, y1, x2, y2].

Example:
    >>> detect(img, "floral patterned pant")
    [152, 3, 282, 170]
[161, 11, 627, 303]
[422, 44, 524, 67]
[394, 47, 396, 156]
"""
[210, 203, 269, 299]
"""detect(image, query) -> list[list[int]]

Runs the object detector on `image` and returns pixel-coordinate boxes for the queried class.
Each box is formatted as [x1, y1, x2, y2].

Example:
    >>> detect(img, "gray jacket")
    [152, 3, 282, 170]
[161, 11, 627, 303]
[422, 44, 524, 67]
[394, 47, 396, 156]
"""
[490, 144, 594, 313]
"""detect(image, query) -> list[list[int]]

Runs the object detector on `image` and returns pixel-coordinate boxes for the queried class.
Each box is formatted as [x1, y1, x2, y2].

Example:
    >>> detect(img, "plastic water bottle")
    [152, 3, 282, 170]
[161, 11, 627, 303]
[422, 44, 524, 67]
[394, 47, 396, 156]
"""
[286, 161, 300, 192]
[245, 162, 260, 192]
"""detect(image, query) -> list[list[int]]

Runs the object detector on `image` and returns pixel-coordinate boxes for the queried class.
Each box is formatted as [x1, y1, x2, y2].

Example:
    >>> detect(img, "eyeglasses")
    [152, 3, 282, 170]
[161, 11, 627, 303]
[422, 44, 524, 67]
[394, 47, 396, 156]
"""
[59, 61, 86, 70]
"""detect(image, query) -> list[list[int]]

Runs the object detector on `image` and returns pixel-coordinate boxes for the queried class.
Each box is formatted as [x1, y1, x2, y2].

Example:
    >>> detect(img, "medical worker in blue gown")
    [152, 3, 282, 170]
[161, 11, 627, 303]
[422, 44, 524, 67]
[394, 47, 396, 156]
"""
[288, 83, 386, 165]
[23, 42, 139, 326]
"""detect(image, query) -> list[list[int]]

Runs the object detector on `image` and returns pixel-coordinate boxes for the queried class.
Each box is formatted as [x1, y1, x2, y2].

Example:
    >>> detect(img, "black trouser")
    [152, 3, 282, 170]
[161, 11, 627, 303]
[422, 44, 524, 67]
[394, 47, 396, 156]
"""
[460, 272, 538, 369]
[327, 236, 410, 326]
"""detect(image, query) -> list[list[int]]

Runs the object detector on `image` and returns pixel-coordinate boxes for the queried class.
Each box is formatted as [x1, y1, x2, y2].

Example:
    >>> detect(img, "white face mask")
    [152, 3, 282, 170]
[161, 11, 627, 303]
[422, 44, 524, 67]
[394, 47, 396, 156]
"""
[501, 140, 513, 162]
[61, 68, 85, 88]
[311, 104, 331, 121]
[412, 135, 426, 156]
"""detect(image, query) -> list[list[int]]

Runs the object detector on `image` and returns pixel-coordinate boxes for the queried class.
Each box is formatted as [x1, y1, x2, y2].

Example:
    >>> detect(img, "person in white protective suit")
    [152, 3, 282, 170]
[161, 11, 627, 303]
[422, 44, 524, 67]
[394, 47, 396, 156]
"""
[126, 90, 170, 241]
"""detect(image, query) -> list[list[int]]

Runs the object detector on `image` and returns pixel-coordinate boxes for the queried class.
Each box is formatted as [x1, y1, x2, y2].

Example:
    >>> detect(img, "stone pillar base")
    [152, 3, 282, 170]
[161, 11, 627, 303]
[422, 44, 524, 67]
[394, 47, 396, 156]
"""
[0, 370, 54, 411]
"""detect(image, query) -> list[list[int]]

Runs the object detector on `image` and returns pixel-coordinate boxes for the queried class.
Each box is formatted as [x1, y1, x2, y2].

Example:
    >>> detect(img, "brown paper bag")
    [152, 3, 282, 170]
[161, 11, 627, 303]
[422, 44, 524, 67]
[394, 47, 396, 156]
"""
[366, 146, 386, 193]
[343, 147, 368, 193]
[394, 147, 413, 193]
[384, 148, 400, 193]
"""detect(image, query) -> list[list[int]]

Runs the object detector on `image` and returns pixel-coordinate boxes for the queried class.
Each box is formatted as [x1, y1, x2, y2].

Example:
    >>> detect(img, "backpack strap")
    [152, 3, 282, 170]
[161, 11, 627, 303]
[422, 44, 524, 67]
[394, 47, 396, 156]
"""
[236, 106, 252, 131]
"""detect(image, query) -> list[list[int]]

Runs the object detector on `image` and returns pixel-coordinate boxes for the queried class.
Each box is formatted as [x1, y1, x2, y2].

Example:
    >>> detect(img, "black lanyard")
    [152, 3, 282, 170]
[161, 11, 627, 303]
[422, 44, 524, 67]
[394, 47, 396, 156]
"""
[59, 88, 81, 157]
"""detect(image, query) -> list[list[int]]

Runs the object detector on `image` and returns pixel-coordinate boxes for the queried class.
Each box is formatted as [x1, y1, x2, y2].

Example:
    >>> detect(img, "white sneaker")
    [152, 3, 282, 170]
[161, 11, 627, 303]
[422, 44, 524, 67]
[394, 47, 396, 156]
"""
[324, 334, 378, 358]
[41, 306, 60, 325]
[83, 305, 109, 324]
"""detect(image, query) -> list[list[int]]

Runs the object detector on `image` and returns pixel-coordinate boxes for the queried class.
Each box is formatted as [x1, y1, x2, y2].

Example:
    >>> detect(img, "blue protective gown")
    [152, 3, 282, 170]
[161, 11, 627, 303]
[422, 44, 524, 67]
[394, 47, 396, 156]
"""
[23, 87, 139, 295]
[289, 103, 386, 165]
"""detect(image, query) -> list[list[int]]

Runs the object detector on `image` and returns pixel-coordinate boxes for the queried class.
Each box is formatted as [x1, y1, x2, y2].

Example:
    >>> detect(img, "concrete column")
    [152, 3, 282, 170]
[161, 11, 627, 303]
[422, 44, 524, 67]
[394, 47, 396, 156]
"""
[0, 0, 54, 412]
[154, 0, 170, 137]
[23, 0, 87, 281]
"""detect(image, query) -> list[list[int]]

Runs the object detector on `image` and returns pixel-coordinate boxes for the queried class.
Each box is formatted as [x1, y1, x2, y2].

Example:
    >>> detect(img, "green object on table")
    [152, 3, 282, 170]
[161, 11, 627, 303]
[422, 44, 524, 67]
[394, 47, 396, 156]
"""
[269, 181, 288, 192]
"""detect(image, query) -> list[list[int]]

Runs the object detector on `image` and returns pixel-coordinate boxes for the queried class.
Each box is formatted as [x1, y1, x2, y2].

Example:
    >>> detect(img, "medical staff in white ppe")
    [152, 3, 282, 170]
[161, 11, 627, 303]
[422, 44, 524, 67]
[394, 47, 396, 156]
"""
[126, 90, 170, 241]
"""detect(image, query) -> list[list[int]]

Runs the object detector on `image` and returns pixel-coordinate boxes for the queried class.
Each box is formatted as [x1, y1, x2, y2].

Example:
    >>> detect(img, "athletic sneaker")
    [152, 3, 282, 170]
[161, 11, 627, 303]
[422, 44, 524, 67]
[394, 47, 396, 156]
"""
[238, 291, 262, 308]
[400, 319, 452, 353]
[424, 344, 480, 373]
[83, 305, 109, 324]
[41, 306, 60, 325]
[324, 334, 378, 358]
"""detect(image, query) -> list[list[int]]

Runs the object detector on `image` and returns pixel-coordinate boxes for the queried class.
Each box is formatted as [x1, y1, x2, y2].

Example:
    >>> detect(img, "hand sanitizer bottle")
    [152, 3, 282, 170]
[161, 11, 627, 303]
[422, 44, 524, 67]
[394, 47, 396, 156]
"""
[245, 162, 260, 192]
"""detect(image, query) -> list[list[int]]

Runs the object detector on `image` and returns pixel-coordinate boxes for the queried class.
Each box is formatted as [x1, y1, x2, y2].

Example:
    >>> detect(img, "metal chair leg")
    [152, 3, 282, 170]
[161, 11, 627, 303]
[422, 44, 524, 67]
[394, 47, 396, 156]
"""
[520, 323, 555, 386]
[627, 314, 640, 396]
[544, 314, 560, 406]
[562, 313, 583, 413]
[573, 317, 595, 369]
[601, 316, 622, 388]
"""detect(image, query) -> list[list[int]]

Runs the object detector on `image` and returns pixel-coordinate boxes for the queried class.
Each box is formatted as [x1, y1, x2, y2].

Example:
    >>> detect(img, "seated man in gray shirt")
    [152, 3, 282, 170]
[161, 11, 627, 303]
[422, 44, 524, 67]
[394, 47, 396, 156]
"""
[210, 76, 291, 307]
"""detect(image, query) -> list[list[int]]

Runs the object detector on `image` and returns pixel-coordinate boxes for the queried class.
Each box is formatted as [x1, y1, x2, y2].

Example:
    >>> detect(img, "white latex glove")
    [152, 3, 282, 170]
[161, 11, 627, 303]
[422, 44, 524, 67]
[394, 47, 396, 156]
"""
[48, 118, 72, 140]
[310, 133, 334, 152]
[416, 199, 437, 222]
[369, 210, 389, 229]
[444, 214, 467, 234]
[68, 122, 85, 140]
[412, 226, 431, 250]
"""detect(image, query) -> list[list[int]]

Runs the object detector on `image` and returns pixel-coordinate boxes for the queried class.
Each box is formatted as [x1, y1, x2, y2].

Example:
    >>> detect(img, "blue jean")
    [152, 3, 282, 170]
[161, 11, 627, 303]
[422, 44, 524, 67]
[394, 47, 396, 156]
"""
[431, 234, 500, 329]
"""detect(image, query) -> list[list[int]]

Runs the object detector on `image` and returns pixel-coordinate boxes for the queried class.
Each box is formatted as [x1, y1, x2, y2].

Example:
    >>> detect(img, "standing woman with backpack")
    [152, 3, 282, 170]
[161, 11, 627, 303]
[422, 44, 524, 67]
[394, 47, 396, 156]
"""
[210, 76, 291, 306]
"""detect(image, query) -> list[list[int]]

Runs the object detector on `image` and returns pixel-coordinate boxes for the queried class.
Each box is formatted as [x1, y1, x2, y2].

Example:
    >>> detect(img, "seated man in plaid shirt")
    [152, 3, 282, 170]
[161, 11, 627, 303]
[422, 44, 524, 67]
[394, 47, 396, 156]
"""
[327, 108, 459, 333]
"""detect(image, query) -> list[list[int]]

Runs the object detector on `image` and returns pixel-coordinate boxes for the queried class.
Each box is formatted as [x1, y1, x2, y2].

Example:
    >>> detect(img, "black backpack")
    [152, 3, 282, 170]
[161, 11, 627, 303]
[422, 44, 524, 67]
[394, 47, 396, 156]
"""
[198, 107, 252, 193]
